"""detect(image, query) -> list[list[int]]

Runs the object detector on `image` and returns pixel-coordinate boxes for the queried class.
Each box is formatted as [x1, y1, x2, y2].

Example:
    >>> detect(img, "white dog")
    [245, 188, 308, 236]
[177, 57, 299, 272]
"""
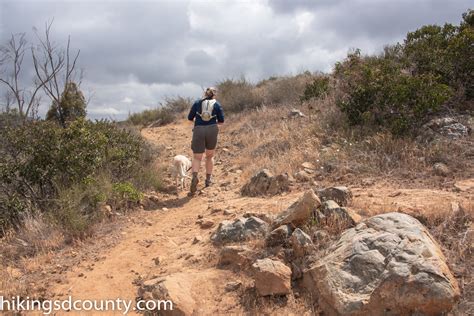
[172, 155, 192, 191]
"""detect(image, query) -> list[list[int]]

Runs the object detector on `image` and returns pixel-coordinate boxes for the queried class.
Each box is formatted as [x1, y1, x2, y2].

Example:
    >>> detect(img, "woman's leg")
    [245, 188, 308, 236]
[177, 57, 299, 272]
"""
[190, 153, 202, 194]
[192, 153, 203, 173]
[205, 149, 215, 186]
[205, 149, 214, 174]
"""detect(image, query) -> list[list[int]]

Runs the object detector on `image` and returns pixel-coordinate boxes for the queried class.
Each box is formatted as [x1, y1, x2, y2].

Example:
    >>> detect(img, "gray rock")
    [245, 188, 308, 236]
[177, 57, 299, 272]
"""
[289, 228, 313, 257]
[241, 169, 290, 197]
[288, 109, 306, 118]
[138, 273, 195, 315]
[433, 162, 450, 177]
[252, 258, 292, 296]
[302, 212, 460, 315]
[294, 170, 312, 182]
[211, 216, 268, 244]
[266, 225, 291, 247]
[225, 281, 242, 292]
[422, 117, 470, 140]
[243, 212, 273, 223]
[319, 200, 360, 228]
[316, 186, 352, 206]
[273, 190, 321, 228]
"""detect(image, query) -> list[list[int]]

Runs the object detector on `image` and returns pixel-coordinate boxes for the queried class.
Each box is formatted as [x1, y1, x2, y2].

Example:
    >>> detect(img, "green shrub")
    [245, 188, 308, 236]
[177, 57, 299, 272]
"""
[0, 118, 158, 235]
[404, 9, 473, 101]
[333, 10, 471, 135]
[301, 76, 330, 102]
[111, 182, 142, 211]
[335, 50, 452, 135]
[46, 82, 87, 124]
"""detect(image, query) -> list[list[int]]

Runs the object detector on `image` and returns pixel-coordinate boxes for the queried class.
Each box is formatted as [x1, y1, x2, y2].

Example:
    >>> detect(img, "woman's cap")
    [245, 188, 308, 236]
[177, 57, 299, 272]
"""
[205, 87, 217, 97]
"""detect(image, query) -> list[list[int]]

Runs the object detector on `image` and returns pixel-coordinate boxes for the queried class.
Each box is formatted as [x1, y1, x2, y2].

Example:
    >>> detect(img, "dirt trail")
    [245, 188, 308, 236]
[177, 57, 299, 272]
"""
[51, 120, 287, 314]
[50, 119, 473, 315]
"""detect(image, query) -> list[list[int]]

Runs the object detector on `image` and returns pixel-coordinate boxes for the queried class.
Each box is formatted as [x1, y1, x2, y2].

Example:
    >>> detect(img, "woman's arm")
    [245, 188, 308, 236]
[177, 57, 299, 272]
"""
[188, 101, 198, 121]
[216, 102, 224, 124]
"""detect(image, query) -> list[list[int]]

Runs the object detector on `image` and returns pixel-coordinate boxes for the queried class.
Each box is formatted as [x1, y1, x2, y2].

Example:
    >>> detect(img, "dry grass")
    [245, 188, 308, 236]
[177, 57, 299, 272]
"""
[224, 92, 473, 186]
[428, 204, 473, 315]
[0, 267, 27, 300]
[225, 105, 318, 179]
[257, 72, 316, 105]
[0, 213, 64, 262]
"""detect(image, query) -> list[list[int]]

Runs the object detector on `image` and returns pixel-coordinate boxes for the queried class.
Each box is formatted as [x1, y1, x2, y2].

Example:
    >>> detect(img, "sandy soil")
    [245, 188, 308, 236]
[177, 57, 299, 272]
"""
[39, 119, 473, 315]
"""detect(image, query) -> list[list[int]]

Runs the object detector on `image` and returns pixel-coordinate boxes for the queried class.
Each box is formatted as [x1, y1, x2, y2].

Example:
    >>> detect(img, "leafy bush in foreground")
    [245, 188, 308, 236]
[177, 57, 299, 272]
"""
[0, 118, 160, 236]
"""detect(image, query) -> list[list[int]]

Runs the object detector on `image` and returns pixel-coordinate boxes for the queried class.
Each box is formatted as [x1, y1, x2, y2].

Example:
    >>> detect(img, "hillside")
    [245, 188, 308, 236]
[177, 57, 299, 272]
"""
[2, 107, 471, 314]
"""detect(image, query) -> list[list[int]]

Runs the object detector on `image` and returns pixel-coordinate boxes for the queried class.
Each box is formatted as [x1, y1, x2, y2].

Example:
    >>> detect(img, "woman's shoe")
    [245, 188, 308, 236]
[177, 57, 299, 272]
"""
[190, 176, 199, 194]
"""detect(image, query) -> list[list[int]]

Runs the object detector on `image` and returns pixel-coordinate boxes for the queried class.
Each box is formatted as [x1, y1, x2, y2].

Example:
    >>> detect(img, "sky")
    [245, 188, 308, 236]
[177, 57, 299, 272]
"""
[0, 0, 471, 120]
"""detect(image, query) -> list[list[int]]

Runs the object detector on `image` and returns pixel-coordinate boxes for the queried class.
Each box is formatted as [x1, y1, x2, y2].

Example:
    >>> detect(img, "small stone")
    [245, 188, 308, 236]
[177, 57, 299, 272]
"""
[225, 281, 242, 292]
[294, 170, 312, 182]
[433, 163, 450, 177]
[252, 258, 292, 296]
[200, 220, 215, 229]
[301, 162, 316, 170]
[210, 207, 223, 214]
[192, 236, 203, 244]
[145, 220, 153, 226]
[223, 209, 234, 216]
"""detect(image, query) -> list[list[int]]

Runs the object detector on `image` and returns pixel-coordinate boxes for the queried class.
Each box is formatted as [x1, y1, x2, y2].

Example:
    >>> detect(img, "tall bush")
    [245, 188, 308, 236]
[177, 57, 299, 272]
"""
[0, 118, 157, 234]
[335, 50, 452, 135]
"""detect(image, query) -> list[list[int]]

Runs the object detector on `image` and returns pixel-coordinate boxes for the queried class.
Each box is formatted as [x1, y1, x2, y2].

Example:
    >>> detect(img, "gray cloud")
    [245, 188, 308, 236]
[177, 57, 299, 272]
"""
[0, 0, 471, 120]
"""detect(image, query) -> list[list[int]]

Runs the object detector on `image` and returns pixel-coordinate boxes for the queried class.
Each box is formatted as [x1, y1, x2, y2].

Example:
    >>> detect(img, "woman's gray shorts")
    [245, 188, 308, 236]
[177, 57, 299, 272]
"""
[191, 124, 219, 153]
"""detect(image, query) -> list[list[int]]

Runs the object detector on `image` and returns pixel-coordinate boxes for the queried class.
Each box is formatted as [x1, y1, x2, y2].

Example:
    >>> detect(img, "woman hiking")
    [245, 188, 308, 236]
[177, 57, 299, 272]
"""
[187, 87, 224, 195]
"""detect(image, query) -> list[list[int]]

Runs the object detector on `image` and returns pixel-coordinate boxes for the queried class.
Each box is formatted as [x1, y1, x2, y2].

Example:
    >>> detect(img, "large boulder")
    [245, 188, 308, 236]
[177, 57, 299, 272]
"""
[241, 169, 291, 196]
[138, 273, 195, 315]
[303, 212, 460, 315]
[252, 258, 292, 296]
[316, 186, 352, 206]
[211, 216, 268, 244]
[273, 190, 321, 228]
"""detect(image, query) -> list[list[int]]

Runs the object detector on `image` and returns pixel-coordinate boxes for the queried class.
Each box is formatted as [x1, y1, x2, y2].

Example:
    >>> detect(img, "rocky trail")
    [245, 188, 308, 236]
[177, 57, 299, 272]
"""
[43, 119, 473, 315]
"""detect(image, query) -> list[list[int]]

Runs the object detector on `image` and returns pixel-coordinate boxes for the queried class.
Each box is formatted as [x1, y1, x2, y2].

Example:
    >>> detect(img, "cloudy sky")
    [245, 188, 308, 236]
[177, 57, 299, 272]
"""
[0, 0, 471, 120]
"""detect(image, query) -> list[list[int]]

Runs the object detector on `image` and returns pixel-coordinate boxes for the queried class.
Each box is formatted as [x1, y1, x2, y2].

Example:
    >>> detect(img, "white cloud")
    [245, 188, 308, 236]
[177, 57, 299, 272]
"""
[0, 0, 470, 119]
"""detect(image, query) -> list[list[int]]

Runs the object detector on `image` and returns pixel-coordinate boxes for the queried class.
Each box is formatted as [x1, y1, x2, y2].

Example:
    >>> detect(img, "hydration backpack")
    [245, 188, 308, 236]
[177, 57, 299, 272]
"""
[197, 99, 217, 122]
